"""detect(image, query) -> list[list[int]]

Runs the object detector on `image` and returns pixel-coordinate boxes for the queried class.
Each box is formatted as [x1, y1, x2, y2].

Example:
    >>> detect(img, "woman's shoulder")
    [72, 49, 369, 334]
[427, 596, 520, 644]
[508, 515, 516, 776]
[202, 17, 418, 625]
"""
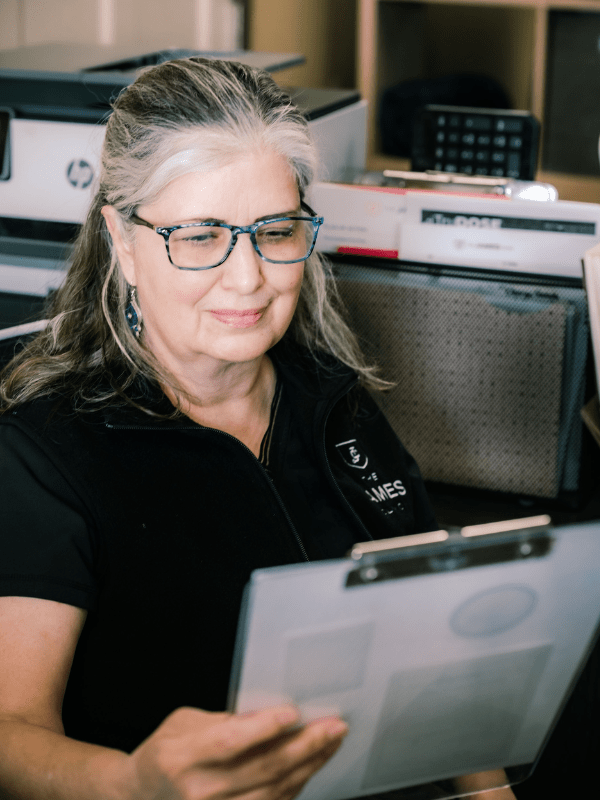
[1, 373, 172, 433]
[0, 393, 70, 433]
[0, 396, 101, 497]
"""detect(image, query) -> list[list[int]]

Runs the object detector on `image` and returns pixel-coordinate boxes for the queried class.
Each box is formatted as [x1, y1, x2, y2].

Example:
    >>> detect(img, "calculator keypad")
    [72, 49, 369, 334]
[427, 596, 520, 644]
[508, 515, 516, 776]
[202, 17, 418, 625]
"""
[411, 106, 540, 180]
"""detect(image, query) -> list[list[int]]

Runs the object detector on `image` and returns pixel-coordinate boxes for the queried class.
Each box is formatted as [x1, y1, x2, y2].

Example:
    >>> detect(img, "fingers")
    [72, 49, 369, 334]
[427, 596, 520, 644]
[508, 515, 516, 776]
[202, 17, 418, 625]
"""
[155, 706, 342, 768]
[129, 705, 348, 800]
[274, 715, 348, 765]
[199, 709, 348, 769]
[196, 706, 303, 762]
[220, 715, 348, 793]
[180, 714, 348, 800]
[270, 719, 347, 790]
[227, 737, 345, 800]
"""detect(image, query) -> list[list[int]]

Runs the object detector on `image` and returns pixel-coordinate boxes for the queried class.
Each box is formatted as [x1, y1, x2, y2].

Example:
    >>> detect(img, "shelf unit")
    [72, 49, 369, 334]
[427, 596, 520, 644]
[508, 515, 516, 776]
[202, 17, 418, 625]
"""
[357, 0, 600, 202]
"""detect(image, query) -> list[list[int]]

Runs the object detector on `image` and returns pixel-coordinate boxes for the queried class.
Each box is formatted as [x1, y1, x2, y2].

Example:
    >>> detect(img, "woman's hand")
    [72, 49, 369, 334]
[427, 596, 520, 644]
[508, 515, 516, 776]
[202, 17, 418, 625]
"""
[455, 769, 517, 800]
[127, 704, 348, 800]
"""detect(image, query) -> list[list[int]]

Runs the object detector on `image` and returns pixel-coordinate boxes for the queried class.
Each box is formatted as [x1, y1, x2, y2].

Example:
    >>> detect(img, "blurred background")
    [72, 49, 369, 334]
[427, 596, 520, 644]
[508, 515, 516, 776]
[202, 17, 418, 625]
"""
[4, 0, 600, 202]
[0, 0, 356, 89]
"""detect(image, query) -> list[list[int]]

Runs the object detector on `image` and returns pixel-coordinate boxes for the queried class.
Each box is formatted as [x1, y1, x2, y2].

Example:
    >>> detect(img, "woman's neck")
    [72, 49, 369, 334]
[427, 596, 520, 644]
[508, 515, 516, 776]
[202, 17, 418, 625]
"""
[162, 355, 277, 457]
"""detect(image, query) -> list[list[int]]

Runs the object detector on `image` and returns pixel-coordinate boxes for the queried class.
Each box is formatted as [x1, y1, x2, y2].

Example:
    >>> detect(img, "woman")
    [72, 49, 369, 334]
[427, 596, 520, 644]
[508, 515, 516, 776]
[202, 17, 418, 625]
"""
[0, 56, 491, 800]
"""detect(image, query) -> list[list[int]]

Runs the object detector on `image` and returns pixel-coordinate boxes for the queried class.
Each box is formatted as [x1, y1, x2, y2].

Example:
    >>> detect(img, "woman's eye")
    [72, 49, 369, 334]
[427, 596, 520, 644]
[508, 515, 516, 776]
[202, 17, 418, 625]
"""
[260, 226, 294, 240]
[174, 228, 223, 246]
[185, 233, 216, 244]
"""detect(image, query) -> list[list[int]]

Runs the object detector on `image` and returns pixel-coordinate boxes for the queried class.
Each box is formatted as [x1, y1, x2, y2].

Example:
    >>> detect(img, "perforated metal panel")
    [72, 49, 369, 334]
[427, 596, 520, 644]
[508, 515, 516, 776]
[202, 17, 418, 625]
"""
[334, 261, 589, 498]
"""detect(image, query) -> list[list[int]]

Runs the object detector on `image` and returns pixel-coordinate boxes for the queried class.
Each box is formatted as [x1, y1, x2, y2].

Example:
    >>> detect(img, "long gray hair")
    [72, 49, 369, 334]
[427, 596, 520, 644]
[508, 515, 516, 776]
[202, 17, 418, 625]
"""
[1, 57, 385, 412]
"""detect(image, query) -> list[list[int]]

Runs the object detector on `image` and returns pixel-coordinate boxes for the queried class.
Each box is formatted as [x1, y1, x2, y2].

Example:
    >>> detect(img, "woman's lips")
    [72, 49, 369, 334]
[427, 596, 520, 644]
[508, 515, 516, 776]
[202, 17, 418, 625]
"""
[209, 307, 266, 328]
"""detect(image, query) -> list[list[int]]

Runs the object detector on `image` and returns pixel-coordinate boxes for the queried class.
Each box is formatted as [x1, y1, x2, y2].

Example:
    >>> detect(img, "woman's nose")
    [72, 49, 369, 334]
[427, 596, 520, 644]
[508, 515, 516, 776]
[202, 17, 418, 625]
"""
[219, 233, 265, 294]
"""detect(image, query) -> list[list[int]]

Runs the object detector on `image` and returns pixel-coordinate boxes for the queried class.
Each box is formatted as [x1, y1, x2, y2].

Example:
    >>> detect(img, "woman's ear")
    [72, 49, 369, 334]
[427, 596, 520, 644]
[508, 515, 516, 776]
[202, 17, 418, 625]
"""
[101, 206, 137, 285]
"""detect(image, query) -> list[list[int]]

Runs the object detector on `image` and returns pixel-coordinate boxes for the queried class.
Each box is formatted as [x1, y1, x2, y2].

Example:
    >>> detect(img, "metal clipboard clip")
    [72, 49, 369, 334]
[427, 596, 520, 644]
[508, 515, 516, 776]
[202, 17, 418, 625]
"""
[346, 515, 553, 587]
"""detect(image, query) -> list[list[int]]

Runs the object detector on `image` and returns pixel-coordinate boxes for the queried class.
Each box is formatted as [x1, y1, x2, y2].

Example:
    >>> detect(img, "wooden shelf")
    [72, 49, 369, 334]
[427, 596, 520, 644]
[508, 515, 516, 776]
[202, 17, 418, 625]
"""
[537, 172, 600, 204]
[358, 0, 600, 202]
[363, 162, 600, 206]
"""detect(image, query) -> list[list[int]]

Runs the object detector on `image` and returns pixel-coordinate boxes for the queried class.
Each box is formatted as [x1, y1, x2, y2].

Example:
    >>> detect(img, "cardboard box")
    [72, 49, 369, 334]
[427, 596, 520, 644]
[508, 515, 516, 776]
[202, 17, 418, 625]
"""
[311, 181, 600, 279]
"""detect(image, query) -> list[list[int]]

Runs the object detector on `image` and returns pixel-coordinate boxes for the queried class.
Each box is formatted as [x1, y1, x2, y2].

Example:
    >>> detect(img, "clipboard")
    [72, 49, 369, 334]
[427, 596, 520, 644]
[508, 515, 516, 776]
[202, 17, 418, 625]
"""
[228, 517, 600, 800]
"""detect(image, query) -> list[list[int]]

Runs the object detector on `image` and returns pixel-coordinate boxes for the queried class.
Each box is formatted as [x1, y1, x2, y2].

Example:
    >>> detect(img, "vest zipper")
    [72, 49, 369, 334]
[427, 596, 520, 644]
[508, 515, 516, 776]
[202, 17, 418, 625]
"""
[217, 429, 310, 563]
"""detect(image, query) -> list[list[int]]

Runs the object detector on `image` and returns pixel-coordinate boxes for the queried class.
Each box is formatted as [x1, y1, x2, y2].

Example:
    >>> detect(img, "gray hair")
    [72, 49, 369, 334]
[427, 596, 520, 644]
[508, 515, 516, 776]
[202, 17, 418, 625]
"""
[103, 57, 317, 214]
[1, 57, 386, 412]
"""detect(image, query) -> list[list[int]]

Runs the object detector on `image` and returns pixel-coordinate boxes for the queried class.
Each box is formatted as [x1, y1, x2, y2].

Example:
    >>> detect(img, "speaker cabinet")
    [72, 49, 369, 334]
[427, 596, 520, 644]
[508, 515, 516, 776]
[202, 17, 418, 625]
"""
[333, 258, 589, 500]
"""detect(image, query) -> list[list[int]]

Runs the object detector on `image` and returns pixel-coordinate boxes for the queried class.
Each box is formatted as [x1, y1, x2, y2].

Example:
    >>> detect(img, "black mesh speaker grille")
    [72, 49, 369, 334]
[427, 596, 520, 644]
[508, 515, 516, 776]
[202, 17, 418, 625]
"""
[333, 260, 588, 499]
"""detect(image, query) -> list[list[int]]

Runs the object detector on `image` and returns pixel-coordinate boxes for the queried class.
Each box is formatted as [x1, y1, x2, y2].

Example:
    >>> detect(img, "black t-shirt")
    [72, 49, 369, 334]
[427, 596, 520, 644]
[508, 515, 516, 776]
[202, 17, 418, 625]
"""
[0, 423, 96, 609]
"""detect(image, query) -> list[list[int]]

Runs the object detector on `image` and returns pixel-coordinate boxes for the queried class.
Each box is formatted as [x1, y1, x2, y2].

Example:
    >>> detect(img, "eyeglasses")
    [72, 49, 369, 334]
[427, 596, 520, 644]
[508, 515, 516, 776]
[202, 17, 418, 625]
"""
[129, 201, 324, 271]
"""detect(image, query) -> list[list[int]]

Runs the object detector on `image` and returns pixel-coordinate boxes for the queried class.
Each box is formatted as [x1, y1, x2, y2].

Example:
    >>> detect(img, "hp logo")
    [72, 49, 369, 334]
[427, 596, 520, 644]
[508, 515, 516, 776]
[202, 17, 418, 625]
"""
[67, 159, 94, 189]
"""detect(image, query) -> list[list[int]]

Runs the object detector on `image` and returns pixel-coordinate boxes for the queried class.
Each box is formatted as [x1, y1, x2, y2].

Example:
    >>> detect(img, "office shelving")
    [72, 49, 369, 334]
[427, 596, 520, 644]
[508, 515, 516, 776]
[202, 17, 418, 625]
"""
[357, 0, 600, 202]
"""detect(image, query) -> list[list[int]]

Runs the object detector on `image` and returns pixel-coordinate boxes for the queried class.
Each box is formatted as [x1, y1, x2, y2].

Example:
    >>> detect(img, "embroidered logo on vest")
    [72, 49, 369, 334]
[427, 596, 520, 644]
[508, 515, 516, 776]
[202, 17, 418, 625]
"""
[335, 438, 369, 469]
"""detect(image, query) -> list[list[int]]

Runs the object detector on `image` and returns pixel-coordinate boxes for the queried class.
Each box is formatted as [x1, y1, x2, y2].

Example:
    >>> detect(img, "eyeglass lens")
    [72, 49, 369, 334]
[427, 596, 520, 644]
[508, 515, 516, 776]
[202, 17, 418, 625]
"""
[168, 219, 315, 269]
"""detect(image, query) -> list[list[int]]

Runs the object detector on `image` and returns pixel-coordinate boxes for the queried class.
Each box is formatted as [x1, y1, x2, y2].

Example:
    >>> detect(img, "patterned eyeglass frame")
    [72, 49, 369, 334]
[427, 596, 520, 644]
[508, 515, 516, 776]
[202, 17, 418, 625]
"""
[129, 201, 324, 271]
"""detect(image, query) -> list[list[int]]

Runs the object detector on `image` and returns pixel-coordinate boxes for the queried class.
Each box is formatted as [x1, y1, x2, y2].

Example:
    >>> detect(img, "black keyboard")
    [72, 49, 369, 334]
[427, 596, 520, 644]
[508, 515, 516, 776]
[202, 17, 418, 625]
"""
[411, 105, 540, 181]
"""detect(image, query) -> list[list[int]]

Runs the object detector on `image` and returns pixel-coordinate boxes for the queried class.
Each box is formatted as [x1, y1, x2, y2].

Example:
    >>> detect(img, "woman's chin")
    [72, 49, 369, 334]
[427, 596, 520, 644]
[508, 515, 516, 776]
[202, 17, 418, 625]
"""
[219, 340, 278, 365]
[192, 330, 281, 367]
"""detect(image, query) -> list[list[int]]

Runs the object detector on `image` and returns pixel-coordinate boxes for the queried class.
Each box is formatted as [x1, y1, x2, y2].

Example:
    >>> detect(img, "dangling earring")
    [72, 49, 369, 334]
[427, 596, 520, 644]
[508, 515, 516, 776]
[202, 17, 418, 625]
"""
[125, 286, 142, 338]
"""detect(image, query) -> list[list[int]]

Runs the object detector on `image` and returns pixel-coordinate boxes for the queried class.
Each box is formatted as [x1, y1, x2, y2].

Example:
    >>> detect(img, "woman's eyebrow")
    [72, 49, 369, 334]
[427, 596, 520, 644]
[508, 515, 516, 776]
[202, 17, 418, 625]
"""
[179, 216, 223, 225]
[175, 208, 302, 226]
[254, 208, 302, 223]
